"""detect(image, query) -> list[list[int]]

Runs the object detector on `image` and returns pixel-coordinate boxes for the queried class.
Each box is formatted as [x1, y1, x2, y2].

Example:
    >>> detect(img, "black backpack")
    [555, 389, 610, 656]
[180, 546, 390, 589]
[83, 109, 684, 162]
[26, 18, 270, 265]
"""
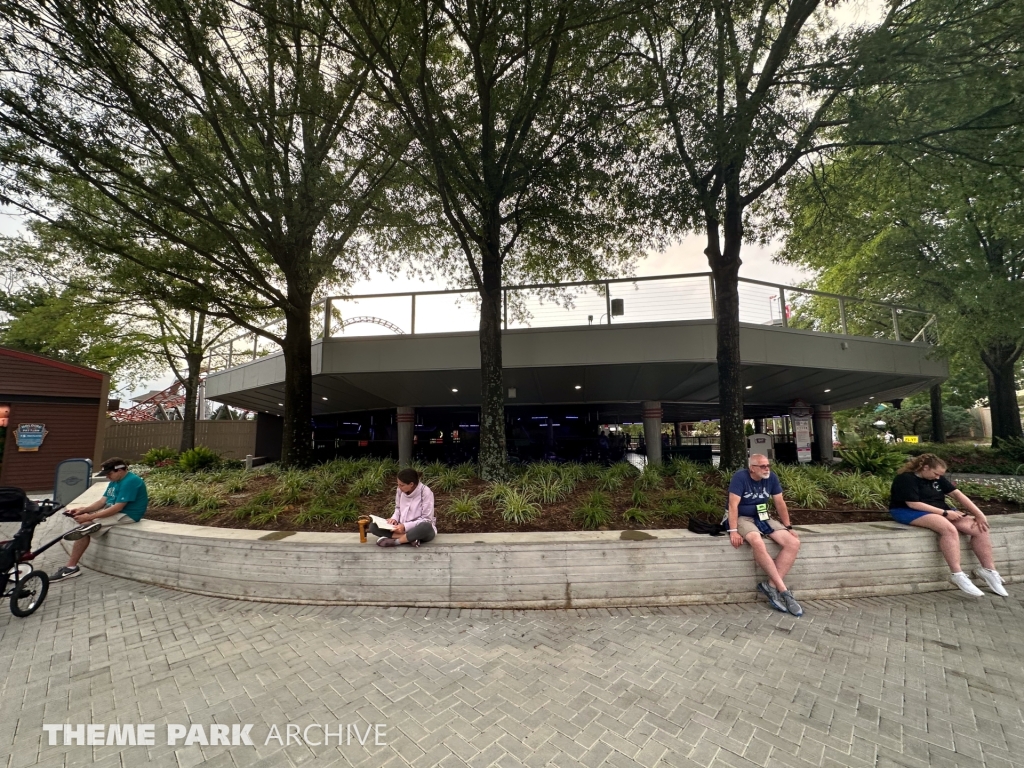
[687, 517, 727, 536]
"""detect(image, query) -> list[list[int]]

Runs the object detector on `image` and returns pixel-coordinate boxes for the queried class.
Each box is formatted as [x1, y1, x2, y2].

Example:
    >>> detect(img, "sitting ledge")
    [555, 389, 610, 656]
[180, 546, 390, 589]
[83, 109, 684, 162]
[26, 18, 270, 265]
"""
[68, 515, 1024, 609]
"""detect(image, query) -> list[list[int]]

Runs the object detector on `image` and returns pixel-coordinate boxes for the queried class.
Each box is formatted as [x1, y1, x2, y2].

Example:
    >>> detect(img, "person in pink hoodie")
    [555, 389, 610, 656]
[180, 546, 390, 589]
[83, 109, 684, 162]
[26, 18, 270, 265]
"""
[373, 468, 437, 548]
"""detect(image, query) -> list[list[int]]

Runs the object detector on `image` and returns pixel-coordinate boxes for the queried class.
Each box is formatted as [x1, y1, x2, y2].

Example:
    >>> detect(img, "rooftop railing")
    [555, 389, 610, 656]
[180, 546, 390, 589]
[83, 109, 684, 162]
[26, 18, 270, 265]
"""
[205, 273, 938, 371]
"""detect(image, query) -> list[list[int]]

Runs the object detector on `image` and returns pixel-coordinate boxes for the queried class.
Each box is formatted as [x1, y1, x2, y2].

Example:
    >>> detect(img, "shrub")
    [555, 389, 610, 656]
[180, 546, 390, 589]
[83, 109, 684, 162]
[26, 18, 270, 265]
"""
[669, 459, 703, 490]
[250, 506, 285, 526]
[221, 471, 250, 493]
[634, 467, 663, 492]
[141, 446, 178, 467]
[498, 488, 541, 525]
[177, 446, 223, 473]
[445, 492, 482, 522]
[275, 469, 311, 505]
[630, 486, 649, 509]
[433, 466, 469, 493]
[902, 442, 1020, 474]
[995, 436, 1024, 463]
[296, 495, 360, 526]
[481, 482, 516, 505]
[623, 507, 654, 526]
[955, 481, 1005, 502]
[350, 466, 388, 496]
[146, 475, 200, 508]
[190, 489, 225, 518]
[595, 471, 624, 492]
[422, 460, 447, 483]
[573, 491, 612, 529]
[454, 462, 478, 481]
[234, 490, 276, 520]
[660, 500, 690, 520]
[839, 438, 904, 475]
[530, 475, 569, 503]
[830, 472, 886, 509]
[775, 469, 829, 509]
[607, 461, 640, 480]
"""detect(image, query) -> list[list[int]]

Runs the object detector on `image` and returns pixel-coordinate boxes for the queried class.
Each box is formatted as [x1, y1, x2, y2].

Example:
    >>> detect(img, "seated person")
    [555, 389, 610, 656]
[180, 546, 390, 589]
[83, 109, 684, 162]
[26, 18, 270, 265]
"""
[372, 468, 436, 548]
[51, 458, 149, 582]
[889, 454, 1006, 597]
[726, 454, 803, 616]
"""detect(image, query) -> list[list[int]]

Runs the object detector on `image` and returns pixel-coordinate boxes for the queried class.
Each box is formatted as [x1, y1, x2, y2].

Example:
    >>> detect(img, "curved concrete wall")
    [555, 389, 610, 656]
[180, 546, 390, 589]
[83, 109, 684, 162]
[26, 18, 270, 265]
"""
[76, 515, 1024, 609]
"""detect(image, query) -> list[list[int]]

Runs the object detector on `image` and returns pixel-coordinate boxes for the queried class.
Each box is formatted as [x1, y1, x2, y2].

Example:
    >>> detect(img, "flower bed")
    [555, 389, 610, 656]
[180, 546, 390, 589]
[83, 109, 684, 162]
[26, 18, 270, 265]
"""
[136, 458, 1024, 534]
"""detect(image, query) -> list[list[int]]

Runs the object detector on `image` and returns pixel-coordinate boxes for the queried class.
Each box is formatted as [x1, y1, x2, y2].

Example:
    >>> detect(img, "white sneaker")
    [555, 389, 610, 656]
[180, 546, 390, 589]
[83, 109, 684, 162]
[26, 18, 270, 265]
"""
[950, 572, 985, 597]
[973, 568, 1009, 597]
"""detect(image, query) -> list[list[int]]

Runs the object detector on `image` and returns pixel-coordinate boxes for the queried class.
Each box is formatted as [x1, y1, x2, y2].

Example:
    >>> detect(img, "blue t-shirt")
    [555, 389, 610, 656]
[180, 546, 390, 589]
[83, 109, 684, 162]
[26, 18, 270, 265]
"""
[728, 469, 783, 517]
[103, 472, 149, 521]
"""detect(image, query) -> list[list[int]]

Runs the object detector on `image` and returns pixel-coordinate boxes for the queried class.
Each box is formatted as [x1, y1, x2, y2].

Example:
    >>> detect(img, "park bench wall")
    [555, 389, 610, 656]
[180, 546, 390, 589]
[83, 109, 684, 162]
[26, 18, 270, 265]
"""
[74, 514, 1024, 609]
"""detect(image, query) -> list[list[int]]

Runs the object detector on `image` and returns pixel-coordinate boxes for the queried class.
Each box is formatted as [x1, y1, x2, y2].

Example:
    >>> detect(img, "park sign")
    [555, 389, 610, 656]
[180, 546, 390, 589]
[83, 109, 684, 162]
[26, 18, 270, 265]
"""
[14, 423, 47, 451]
[903, 435, 919, 444]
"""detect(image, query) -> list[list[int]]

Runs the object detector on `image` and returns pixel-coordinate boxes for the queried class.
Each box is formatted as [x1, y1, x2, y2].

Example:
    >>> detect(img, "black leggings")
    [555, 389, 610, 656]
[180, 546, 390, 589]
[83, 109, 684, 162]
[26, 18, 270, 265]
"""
[369, 521, 436, 545]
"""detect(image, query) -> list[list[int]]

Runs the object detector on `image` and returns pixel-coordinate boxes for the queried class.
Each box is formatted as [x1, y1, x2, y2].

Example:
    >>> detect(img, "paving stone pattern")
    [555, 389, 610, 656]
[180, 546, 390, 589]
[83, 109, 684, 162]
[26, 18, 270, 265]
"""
[2, 557, 1024, 767]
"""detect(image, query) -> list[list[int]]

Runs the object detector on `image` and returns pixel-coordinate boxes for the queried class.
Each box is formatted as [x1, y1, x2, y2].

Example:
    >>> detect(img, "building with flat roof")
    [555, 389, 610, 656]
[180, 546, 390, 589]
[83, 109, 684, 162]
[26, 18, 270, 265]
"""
[204, 273, 945, 464]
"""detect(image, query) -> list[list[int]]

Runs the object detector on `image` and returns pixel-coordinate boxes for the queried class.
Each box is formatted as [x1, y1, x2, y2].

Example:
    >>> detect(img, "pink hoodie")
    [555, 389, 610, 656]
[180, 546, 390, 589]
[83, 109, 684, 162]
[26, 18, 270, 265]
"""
[394, 482, 436, 533]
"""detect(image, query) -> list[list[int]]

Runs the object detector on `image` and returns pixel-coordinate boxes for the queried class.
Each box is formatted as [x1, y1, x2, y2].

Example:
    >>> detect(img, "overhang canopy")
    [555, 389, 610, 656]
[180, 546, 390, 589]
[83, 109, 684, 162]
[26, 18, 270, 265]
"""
[205, 320, 946, 420]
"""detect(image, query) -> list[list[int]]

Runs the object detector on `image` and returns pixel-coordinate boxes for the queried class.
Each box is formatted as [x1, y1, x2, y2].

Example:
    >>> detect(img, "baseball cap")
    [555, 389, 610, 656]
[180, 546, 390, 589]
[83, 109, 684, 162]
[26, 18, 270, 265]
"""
[95, 458, 129, 477]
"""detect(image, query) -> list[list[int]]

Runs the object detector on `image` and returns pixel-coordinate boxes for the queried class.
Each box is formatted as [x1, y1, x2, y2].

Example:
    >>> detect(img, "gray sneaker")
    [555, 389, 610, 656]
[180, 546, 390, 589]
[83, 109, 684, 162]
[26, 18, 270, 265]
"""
[780, 590, 804, 617]
[50, 566, 81, 582]
[63, 522, 102, 541]
[757, 581, 787, 613]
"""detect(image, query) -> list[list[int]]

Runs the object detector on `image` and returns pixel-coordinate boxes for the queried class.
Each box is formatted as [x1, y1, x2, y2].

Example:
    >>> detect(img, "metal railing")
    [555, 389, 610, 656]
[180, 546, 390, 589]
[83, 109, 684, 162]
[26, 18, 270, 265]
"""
[204, 273, 938, 373]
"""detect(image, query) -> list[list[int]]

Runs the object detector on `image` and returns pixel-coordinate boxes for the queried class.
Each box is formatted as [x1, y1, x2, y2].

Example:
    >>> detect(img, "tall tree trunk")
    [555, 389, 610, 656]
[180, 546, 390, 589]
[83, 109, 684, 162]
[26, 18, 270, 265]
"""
[929, 384, 945, 443]
[178, 350, 204, 453]
[281, 290, 315, 467]
[477, 252, 506, 480]
[981, 342, 1024, 444]
[706, 197, 745, 470]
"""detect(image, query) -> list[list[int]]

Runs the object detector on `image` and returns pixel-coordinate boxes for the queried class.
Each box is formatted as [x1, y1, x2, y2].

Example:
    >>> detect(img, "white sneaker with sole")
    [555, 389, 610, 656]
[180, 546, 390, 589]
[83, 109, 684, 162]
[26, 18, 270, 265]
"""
[950, 571, 984, 597]
[973, 568, 1009, 597]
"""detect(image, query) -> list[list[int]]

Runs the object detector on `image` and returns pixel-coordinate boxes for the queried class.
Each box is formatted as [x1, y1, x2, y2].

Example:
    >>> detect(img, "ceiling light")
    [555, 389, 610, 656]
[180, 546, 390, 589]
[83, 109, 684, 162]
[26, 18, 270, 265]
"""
[321, 397, 328, 401]
[745, 385, 752, 390]
[451, 388, 458, 393]
[823, 389, 831, 393]
[869, 396, 875, 399]
[277, 403, 284, 406]
[574, 385, 582, 390]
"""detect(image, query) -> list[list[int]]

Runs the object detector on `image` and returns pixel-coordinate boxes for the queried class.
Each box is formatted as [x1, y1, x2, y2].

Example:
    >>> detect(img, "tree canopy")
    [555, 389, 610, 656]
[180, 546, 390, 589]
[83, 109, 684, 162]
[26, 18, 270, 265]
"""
[0, 0, 402, 465]
[339, 0, 649, 477]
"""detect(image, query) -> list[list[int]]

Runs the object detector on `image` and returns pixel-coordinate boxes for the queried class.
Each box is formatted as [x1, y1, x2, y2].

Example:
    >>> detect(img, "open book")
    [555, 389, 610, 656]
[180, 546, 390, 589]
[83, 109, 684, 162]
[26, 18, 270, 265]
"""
[369, 514, 397, 531]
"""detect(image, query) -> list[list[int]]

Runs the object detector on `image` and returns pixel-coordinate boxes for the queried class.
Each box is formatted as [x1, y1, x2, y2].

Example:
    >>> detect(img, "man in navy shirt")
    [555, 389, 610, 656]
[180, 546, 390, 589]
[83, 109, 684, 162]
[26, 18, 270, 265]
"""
[726, 454, 803, 616]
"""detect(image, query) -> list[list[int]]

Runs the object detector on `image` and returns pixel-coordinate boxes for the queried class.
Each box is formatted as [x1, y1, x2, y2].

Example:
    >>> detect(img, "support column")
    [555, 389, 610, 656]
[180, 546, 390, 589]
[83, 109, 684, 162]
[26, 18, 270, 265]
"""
[674, 422, 682, 448]
[813, 405, 834, 463]
[754, 418, 764, 434]
[397, 407, 415, 468]
[642, 401, 663, 466]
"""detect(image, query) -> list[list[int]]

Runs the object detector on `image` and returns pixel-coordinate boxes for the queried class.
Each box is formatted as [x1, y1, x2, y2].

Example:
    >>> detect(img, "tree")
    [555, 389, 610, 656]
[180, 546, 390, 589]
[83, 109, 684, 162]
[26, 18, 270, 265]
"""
[781, 144, 1024, 443]
[0, 237, 157, 388]
[336, 0, 646, 478]
[0, 0, 401, 466]
[629, 0, 1021, 467]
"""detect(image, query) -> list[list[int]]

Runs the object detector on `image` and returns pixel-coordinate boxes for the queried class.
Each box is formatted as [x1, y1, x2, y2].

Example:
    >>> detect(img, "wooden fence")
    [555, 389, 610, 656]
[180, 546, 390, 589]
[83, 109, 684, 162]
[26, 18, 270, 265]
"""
[103, 421, 257, 462]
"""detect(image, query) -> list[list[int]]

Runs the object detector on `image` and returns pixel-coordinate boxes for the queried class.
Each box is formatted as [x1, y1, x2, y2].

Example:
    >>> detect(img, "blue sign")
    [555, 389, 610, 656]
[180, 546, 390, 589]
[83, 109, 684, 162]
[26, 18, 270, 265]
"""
[15, 423, 47, 451]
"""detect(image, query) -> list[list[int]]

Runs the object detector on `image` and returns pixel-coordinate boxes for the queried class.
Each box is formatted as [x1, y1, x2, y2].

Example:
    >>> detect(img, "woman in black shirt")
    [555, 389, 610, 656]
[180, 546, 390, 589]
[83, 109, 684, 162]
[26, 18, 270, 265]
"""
[889, 454, 1006, 597]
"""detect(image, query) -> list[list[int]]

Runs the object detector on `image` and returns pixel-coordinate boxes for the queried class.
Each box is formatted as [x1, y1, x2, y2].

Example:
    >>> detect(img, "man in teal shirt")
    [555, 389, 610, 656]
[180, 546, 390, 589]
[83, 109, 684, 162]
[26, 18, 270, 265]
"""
[51, 457, 148, 582]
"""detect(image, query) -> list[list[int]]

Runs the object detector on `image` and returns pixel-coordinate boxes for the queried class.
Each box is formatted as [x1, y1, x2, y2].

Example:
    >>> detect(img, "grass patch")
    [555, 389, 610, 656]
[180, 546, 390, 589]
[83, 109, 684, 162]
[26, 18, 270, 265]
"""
[445, 492, 482, 522]
[573, 490, 612, 529]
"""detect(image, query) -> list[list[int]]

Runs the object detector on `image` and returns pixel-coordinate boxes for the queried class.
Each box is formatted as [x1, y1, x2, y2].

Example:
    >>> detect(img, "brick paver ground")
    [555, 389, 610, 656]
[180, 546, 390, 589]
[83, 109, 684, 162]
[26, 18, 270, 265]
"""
[2, 550, 1023, 767]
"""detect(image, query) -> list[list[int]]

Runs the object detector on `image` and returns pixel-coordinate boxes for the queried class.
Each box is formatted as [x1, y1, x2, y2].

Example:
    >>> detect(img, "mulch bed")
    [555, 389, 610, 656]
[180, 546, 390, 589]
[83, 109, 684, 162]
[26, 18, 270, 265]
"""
[142, 475, 1022, 534]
